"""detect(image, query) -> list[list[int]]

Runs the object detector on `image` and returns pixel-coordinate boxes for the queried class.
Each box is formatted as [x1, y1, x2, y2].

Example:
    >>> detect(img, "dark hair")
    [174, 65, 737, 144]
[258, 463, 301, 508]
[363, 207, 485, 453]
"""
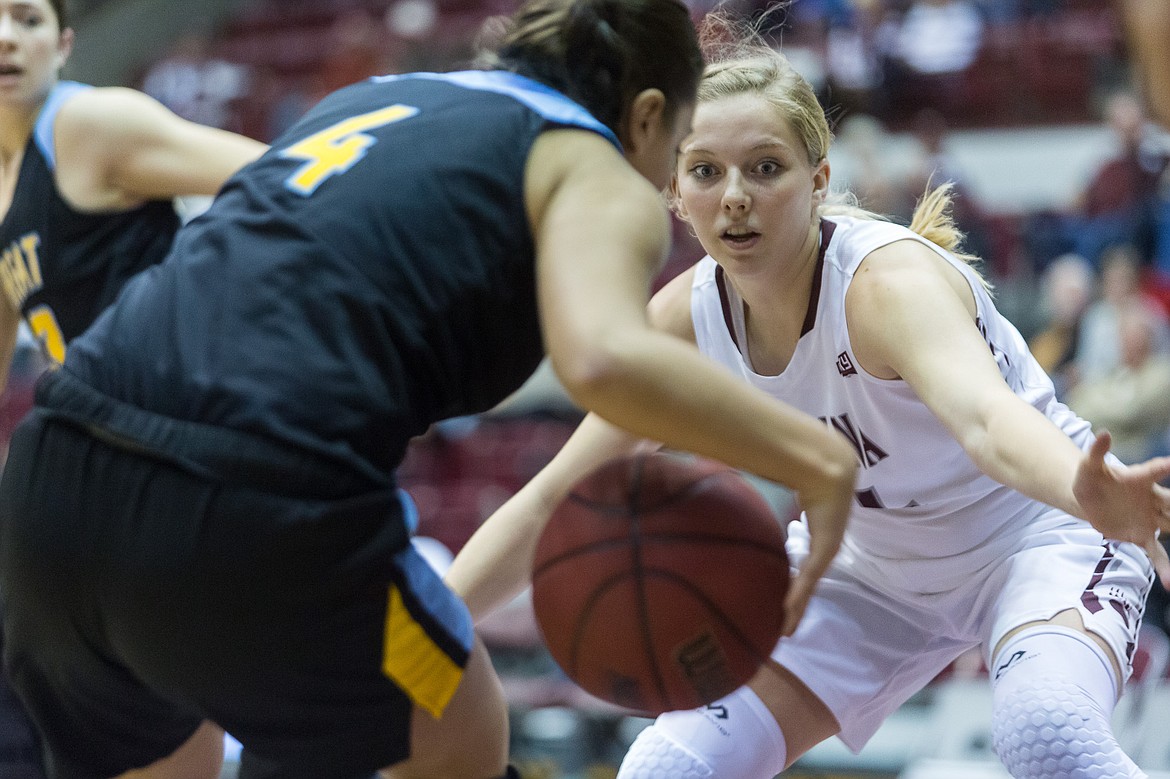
[48, 0, 69, 29]
[477, 0, 702, 138]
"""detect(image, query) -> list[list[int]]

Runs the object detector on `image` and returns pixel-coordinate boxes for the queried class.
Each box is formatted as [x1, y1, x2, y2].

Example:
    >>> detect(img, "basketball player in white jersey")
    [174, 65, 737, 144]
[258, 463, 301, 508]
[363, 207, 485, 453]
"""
[447, 17, 1170, 779]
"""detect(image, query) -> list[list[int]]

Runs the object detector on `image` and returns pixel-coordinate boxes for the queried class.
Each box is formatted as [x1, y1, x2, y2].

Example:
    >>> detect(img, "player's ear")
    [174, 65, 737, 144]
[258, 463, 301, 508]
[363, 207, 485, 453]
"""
[812, 158, 830, 209]
[55, 27, 73, 70]
[622, 88, 667, 155]
[669, 173, 689, 222]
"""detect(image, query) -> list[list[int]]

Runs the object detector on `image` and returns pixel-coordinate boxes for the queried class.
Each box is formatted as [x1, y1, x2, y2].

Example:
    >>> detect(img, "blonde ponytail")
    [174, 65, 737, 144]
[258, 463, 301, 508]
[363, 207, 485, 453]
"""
[908, 182, 989, 288]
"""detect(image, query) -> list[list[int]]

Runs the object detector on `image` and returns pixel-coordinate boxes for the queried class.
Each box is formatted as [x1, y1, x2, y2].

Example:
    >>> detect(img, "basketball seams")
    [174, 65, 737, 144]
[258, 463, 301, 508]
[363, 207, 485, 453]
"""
[565, 470, 759, 516]
[531, 536, 788, 579]
[638, 568, 783, 709]
[628, 471, 674, 710]
[564, 570, 635, 677]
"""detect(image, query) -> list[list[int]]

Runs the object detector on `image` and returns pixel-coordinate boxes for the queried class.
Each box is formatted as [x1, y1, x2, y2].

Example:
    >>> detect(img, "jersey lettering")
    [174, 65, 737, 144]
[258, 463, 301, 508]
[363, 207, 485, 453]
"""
[0, 232, 44, 311]
[27, 303, 65, 364]
[820, 412, 889, 468]
[281, 104, 420, 196]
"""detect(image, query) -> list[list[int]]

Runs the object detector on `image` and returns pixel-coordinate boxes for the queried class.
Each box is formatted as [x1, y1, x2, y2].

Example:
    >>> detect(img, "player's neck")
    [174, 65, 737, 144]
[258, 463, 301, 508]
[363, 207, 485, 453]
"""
[0, 107, 38, 159]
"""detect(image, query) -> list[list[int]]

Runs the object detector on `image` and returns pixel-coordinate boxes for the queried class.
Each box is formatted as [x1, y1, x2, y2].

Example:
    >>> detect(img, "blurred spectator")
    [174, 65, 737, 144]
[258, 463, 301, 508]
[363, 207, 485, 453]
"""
[264, 72, 328, 142]
[905, 107, 994, 266]
[893, 0, 985, 76]
[385, 0, 439, 41]
[824, 0, 898, 118]
[970, 0, 1022, 25]
[383, 0, 440, 71]
[1018, 93, 1168, 273]
[908, 108, 965, 186]
[316, 9, 386, 97]
[1068, 91, 1168, 267]
[885, 0, 986, 120]
[1066, 300, 1170, 463]
[1028, 252, 1095, 396]
[1075, 243, 1170, 383]
[831, 112, 918, 220]
[141, 30, 251, 131]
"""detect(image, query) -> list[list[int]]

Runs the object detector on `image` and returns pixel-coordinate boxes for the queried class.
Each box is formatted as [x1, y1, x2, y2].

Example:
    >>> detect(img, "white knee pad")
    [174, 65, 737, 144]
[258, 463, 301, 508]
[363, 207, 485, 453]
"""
[617, 685, 786, 779]
[991, 626, 1145, 778]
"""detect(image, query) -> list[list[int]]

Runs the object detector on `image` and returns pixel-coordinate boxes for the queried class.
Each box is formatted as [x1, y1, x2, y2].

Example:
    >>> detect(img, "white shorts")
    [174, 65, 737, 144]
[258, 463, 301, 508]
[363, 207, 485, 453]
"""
[775, 515, 1153, 752]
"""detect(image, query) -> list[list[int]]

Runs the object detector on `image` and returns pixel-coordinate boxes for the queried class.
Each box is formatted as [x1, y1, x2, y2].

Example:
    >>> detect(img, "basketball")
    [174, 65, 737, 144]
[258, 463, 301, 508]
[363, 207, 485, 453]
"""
[531, 450, 789, 715]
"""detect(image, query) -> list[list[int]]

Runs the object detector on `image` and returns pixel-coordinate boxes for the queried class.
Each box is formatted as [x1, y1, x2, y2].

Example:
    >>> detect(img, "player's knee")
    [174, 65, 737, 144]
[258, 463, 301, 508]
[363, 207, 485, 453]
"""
[617, 724, 717, 779]
[992, 675, 1126, 778]
[617, 686, 786, 779]
[991, 627, 1142, 778]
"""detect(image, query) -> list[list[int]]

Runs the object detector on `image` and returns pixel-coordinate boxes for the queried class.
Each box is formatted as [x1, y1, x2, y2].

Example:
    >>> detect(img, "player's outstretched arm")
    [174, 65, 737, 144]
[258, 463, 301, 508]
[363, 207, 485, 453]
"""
[53, 87, 267, 210]
[851, 241, 1170, 556]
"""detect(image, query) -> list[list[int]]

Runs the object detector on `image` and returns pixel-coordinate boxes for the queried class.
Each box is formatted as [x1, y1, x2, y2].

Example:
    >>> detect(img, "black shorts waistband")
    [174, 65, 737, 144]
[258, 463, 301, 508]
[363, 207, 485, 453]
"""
[35, 368, 386, 500]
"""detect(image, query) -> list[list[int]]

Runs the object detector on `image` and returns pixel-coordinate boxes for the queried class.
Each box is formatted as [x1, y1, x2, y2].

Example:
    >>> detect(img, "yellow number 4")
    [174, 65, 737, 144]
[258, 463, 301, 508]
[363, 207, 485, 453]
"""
[281, 104, 419, 196]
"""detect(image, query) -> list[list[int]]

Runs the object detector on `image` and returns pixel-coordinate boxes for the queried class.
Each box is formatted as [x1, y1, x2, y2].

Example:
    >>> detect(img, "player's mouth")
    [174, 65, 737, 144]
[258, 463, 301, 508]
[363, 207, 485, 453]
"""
[721, 228, 760, 249]
[0, 65, 23, 78]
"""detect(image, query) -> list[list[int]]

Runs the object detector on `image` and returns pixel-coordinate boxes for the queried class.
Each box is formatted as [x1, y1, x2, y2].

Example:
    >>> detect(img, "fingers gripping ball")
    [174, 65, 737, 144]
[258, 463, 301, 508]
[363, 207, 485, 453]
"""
[531, 450, 789, 715]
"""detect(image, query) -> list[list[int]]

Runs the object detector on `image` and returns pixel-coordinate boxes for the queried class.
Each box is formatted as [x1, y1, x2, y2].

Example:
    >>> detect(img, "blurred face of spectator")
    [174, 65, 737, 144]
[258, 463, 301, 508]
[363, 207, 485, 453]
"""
[1043, 255, 1093, 326]
[1100, 247, 1141, 304]
[1108, 93, 1146, 151]
[0, 0, 72, 107]
[1119, 306, 1155, 369]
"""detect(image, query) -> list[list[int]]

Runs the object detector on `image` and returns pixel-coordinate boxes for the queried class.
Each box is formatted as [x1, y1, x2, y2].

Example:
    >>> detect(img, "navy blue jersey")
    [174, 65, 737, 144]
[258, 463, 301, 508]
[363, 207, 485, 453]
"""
[67, 71, 619, 482]
[0, 81, 180, 361]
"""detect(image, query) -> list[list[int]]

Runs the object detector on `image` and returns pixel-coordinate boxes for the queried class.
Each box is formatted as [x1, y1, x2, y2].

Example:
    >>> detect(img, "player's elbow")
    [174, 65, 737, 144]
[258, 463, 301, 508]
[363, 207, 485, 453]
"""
[549, 340, 642, 415]
[553, 353, 626, 411]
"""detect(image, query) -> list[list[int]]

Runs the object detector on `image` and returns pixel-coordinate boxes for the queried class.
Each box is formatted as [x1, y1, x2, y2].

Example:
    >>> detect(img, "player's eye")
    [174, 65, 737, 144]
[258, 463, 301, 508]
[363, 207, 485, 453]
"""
[689, 164, 717, 180]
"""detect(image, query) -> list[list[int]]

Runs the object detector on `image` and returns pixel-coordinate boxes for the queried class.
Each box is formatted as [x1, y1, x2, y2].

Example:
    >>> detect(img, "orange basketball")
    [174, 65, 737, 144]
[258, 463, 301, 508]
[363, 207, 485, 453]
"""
[531, 450, 789, 715]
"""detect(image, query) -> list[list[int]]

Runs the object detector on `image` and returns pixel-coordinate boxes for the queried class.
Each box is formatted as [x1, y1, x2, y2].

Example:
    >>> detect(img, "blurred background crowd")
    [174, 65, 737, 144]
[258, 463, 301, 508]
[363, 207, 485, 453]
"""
[5, 0, 1170, 777]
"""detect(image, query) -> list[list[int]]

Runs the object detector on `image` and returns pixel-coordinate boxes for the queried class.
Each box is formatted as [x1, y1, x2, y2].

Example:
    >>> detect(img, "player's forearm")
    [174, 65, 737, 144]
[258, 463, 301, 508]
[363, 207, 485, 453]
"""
[559, 330, 857, 502]
[446, 484, 553, 622]
[964, 397, 1085, 517]
[0, 308, 22, 396]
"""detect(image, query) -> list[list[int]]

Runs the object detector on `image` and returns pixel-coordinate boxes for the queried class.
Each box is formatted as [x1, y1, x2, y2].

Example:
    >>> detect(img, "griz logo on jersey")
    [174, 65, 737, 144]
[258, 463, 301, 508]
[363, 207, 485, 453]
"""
[836, 351, 858, 377]
[0, 231, 43, 311]
[819, 412, 888, 469]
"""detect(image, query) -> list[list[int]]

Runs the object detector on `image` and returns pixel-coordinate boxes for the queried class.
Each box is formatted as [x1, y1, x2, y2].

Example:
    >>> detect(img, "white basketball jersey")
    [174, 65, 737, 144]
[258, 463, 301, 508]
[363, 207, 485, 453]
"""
[691, 215, 1098, 595]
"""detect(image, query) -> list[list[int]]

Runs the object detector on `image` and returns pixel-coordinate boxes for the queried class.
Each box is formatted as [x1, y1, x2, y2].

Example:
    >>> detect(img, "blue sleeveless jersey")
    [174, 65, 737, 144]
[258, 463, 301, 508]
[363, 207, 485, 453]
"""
[0, 81, 179, 359]
[66, 71, 618, 482]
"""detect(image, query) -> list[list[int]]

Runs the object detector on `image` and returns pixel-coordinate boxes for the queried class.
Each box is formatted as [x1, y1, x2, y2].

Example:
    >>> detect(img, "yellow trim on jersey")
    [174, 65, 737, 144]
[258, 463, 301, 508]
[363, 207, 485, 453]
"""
[382, 584, 464, 719]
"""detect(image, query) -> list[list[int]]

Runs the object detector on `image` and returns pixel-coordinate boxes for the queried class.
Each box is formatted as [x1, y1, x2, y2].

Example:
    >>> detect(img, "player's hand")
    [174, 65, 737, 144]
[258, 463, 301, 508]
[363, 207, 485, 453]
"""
[783, 486, 852, 637]
[1073, 430, 1170, 549]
